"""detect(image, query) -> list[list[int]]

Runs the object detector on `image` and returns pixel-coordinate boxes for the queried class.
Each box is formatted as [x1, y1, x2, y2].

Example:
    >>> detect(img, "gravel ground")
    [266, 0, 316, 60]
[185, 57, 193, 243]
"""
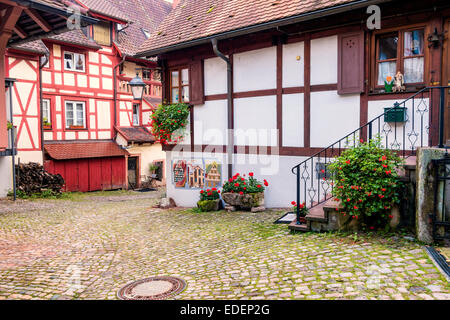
[0, 190, 449, 300]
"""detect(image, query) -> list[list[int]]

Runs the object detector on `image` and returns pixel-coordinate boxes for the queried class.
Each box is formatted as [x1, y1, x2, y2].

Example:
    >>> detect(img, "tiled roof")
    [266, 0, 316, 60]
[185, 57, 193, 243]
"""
[116, 127, 156, 143]
[143, 96, 162, 108]
[45, 141, 128, 160]
[76, 0, 131, 22]
[136, 0, 366, 56]
[47, 29, 102, 49]
[10, 40, 48, 55]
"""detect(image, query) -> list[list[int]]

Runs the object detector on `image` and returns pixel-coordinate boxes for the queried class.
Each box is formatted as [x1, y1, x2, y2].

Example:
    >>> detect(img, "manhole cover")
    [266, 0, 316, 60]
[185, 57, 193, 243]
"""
[117, 276, 186, 300]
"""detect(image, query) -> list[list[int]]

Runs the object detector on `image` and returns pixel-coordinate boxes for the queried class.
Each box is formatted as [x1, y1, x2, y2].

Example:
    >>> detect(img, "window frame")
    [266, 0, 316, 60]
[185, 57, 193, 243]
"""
[65, 100, 86, 129]
[132, 103, 140, 126]
[63, 51, 86, 73]
[169, 67, 190, 104]
[370, 23, 428, 92]
[42, 98, 51, 129]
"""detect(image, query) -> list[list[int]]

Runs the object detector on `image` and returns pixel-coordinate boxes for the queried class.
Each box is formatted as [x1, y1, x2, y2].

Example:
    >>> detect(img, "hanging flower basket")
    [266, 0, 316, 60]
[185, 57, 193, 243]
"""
[150, 103, 190, 145]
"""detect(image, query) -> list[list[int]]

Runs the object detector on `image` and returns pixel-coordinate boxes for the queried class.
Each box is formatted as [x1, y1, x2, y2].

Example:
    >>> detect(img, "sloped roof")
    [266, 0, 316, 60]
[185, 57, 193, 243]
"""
[116, 127, 156, 143]
[143, 96, 162, 108]
[47, 29, 102, 49]
[45, 141, 128, 160]
[76, 0, 131, 22]
[10, 40, 48, 55]
[136, 0, 376, 56]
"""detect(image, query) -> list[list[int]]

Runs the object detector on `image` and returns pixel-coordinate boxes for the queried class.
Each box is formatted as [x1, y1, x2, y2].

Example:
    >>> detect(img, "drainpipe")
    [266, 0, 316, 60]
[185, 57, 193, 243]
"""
[39, 46, 50, 160]
[113, 54, 127, 131]
[211, 38, 233, 179]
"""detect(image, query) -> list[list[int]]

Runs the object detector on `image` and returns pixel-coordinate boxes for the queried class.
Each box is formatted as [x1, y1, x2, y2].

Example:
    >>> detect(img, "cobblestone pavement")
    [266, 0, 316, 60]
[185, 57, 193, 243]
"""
[0, 191, 449, 300]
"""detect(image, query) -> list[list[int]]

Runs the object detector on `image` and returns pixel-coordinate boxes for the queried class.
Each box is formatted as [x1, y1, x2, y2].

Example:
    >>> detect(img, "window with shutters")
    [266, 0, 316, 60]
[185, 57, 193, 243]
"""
[93, 21, 112, 46]
[170, 67, 189, 103]
[370, 26, 426, 92]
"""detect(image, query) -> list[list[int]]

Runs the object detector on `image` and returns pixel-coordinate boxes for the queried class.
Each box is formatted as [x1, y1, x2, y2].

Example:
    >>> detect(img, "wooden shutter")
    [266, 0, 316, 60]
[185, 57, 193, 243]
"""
[93, 21, 111, 46]
[338, 31, 364, 94]
[189, 60, 204, 105]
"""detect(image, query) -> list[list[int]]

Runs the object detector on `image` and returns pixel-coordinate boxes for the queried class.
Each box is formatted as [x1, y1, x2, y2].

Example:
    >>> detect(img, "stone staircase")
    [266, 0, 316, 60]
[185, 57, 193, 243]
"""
[288, 156, 417, 232]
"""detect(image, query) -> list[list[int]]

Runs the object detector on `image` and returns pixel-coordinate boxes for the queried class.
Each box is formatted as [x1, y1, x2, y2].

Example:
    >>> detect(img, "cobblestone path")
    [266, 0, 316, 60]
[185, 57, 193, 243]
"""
[0, 191, 449, 300]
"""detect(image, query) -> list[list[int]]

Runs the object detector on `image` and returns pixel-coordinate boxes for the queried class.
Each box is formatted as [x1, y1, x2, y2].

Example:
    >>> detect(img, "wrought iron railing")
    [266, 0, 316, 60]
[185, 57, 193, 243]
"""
[431, 150, 450, 241]
[291, 86, 449, 225]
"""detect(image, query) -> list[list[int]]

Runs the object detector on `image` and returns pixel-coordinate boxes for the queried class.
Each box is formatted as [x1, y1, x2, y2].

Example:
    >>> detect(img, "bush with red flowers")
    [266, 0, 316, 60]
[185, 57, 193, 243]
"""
[328, 137, 404, 229]
[291, 201, 308, 217]
[199, 188, 220, 201]
[222, 172, 268, 194]
[150, 103, 190, 145]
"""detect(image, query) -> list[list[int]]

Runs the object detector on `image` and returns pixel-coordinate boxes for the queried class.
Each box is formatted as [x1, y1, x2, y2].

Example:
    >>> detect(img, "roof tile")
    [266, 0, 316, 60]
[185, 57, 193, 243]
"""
[45, 141, 128, 160]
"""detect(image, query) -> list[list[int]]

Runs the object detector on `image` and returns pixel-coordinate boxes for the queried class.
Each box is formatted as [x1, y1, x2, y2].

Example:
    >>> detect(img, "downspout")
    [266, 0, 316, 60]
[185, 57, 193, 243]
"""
[39, 46, 49, 160]
[113, 54, 127, 131]
[211, 38, 233, 179]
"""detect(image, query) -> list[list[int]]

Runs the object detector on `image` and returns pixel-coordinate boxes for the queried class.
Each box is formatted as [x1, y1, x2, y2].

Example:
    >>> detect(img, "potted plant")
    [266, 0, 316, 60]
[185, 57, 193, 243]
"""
[150, 103, 190, 145]
[291, 201, 308, 224]
[221, 172, 268, 211]
[149, 163, 159, 179]
[197, 188, 221, 212]
[384, 76, 393, 93]
[6, 121, 13, 130]
[43, 117, 51, 129]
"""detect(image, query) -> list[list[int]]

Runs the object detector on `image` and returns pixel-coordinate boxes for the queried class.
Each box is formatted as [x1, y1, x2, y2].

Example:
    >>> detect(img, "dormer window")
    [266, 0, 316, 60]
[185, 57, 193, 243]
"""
[142, 28, 151, 39]
[93, 21, 112, 46]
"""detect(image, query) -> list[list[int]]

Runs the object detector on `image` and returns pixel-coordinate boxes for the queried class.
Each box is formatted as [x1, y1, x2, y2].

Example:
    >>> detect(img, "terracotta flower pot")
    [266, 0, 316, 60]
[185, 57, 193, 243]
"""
[222, 192, 264, 210]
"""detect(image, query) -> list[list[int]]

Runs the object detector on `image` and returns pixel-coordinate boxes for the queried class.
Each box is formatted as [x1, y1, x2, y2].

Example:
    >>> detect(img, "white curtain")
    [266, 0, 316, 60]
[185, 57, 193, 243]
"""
[378, 61, 396, 85]
[404, 57, 424, 83]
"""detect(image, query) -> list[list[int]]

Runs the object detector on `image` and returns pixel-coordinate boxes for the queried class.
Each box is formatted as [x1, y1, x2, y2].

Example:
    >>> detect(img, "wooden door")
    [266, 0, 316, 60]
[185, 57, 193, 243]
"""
[127, 157, 138, 189]
[444, 19, 450, 145]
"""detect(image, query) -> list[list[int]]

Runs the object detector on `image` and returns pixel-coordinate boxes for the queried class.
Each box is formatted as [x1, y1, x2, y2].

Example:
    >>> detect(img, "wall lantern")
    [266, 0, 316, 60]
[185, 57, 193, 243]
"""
[427, 28, 444, 48]
[129, 73, 146, 100]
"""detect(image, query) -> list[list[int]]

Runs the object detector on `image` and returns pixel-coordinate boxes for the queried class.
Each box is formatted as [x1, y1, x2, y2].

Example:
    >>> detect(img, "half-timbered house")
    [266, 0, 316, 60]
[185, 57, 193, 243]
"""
[136, 0, 450, 208]
[2, 0, 172, 195]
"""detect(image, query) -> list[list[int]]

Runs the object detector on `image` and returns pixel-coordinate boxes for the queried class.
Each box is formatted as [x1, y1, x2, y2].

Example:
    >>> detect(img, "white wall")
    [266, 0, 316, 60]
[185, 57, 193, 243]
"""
[0, 156, 13, 197]
[282, 41, 304, 88]
[233, 96, 277, 147]
[310, 91, 360, 147]
[233, 46, 276, 92]
[204, 57, 228, 95]
[165, 150, 309, 208]
[311, 35, 338, 85]
[282, 93, 304, 147]
[194, 100, 228, 145]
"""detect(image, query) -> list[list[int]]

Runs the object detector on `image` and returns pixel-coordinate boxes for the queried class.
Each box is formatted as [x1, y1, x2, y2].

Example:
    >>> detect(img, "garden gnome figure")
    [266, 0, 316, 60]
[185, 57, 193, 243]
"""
[392, 71, 405, 92]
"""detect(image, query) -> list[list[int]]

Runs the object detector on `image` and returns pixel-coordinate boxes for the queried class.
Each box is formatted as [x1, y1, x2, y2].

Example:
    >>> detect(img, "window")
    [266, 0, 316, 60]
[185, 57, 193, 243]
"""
[42, 99, 51, 127]
[142, 69, 151, 80]
[170, 68, 189, 103]
[132, 103, 140, 126]
[153, 70, 161, 81]
[374, 28, 425, 87]
[142, 28, 151, 39]
[64, 51, 85, 72]
[65, 101, 86, 128]
[93, 21, 111, 46]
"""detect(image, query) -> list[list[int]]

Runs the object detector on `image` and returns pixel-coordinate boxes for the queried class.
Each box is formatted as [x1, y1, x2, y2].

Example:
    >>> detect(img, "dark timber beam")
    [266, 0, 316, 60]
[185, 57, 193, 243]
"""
[24, 8, 51, 32]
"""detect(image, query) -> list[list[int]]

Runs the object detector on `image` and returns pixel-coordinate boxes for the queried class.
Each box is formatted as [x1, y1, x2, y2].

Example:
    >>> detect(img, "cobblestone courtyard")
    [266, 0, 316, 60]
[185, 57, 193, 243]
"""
[0, 190, 449, 300]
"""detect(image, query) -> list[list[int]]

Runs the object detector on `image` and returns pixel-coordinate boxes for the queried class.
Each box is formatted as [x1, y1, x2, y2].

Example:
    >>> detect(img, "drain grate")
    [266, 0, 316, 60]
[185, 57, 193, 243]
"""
[117, 276, 186, 300]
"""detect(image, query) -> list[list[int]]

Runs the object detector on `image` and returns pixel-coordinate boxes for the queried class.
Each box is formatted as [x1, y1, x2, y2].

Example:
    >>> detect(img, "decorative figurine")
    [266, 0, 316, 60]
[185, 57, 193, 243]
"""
[392, 71, 406, 92]
[384, 76, 393, 93]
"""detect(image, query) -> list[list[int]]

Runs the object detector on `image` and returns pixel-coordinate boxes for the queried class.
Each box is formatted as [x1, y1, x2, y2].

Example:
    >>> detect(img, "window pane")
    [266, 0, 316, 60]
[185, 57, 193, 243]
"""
[378, 61, 396, 85]
[75, 54, 85, 71]
[76, 103, 84, 126]
[404, 57, 424, 83]
[66, 103, 74, 127]
[404, 30, 424, 56]
[378, 36, 398, 60]
[171, 71, 179, 87]
[171, 88, 179, 103]
[64, 53, 73, 69]
[132, 104, 139, 125]
[181, 68, 189, 85]
[181, 86, 189, 102]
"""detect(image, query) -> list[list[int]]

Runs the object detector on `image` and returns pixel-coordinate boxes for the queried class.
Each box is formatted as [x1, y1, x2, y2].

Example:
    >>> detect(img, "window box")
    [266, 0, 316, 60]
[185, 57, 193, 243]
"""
[384, 105, 407, 123]
[68, 125, 85, 130]
[43, 124, 52, 130]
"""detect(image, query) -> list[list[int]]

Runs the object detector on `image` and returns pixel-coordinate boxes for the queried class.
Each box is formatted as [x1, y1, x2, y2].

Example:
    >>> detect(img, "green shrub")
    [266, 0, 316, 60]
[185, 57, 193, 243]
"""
[327, 137, 404, 229]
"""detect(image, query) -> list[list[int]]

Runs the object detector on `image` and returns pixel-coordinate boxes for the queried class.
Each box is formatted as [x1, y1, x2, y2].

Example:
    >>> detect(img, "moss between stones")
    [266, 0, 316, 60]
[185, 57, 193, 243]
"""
[197, 199, 220, 212]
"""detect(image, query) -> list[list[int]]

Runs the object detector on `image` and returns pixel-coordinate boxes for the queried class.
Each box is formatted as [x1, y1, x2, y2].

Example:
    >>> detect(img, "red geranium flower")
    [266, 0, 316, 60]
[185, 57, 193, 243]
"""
[257, 185, 262, 188]
[385, 170, 391, 175]
[345, 160, 351, 164]
[249, 172, 254, 177]
[212, 188, 217, 191]
[239, 191, 244, 195]
[353, 206, 358, 210]
[291, 201, 296, 206]
[200, 190, 204, 194]
[381, 188, 386, 192]
[218, 190, 221, 193]
[234, 183, 239, 187]
[264, 179, 268, 186]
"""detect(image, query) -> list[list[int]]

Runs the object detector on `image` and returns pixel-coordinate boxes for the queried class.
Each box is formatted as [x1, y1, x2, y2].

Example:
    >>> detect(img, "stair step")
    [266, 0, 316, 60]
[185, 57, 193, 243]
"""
[288, 220, 309, 232]
[403, 156, 416, 170]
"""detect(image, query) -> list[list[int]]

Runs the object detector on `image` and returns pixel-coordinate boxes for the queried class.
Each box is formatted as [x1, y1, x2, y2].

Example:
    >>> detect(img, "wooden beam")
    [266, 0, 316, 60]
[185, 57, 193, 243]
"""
[13, 25, 26, 39]
[24, 8, 51, 32]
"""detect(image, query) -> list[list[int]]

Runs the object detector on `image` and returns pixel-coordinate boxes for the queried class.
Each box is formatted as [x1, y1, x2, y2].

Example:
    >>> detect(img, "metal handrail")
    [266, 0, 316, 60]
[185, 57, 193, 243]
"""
[291, 86, 449, 225]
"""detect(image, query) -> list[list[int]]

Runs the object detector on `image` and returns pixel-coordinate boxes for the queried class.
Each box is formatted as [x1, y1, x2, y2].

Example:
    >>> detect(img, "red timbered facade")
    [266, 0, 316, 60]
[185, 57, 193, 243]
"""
[2, 0, 172, 194]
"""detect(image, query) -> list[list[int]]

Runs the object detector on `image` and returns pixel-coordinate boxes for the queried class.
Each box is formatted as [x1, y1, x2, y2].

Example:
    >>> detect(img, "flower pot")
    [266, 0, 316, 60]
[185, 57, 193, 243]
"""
[299, 216, 306, 224]
[222, 192, 264, 210]
[197, 199, 220, 212]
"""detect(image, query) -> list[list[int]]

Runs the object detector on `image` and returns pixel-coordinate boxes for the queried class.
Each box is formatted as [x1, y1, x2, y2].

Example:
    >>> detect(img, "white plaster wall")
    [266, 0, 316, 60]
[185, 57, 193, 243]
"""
[234, 96, 277, 147]
[282, 41, 304, 88]
[97, 101, 111, 129]
[233, 46, 276, 92]
[127, 143, 166, 183]
[42, 71, 52, 84]
[0, 156, 13, 197]
[16, 150, 42, 164]
[204, 57, 227, 95]
[310, 91, 360, 147]
[282, 93, 304, 147]
[165, 150, 309, 208]
[368, 98, 430, 149]
[63, 73, 75, 86]
[310, 35, 338, 85]
[8, 59, 37, 81]
[193, 100, 228, 145]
